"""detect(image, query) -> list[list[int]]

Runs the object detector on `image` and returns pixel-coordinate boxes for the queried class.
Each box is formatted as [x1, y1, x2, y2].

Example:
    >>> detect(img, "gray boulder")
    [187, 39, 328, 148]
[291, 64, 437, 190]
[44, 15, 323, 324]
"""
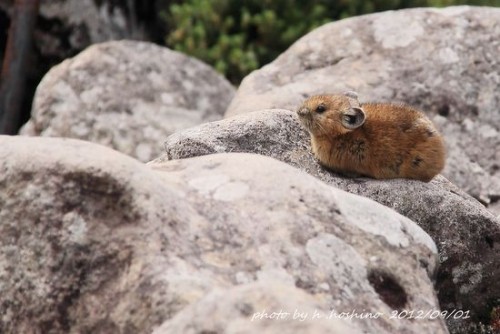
[153, 283, 359, 334]
[38, 0, 145, 43]
[225, 6, 500, 216]
[20, 40, 235, 162]
[159, 109, 500, 329]
[0, 0, 148, 52]
[0, 135, 445, 333]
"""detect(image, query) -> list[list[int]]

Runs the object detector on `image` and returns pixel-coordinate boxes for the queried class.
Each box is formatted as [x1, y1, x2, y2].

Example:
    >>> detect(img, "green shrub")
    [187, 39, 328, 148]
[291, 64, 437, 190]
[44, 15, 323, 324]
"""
[165, 0, 331, 83]
[163, 0, 499, 84]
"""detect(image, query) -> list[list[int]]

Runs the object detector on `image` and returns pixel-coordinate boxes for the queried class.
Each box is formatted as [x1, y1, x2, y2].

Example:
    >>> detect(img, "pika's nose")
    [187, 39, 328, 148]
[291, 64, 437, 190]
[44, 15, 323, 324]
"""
[297, 107, 309, 117]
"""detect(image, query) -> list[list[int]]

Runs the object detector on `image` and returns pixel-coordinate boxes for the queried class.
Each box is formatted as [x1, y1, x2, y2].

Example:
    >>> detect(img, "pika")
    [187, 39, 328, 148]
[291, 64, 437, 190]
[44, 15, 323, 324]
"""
[297, 92, 445, 182]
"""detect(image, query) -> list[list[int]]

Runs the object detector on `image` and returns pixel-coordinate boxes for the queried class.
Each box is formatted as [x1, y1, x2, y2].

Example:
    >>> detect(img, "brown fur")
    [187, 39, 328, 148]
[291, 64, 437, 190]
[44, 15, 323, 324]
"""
[297, 94, 446, 182]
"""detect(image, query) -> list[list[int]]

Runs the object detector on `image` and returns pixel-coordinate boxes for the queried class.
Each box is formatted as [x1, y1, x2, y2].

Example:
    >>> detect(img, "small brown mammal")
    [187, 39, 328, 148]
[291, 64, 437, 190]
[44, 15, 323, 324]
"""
[297, 92, 445, 182]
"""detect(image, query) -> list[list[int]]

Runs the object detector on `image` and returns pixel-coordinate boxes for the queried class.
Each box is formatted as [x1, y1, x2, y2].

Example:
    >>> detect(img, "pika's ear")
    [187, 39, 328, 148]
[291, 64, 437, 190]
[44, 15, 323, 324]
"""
[343, 91, 359, 100]
[341, 107, 365, 129]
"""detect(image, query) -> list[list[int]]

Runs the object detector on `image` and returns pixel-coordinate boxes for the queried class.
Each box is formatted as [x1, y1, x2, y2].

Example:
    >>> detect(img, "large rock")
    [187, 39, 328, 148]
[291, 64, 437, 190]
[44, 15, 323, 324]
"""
[0, 135, 446, 333]
[0, 0, 165, 132]
[225, 6, 500, 216]
[153, 283, 358, 334]
[158, 109, 500, 330]
[20, 40, 235, 162]
[38, 0, 144, 44]
[0, 0, 149, 53]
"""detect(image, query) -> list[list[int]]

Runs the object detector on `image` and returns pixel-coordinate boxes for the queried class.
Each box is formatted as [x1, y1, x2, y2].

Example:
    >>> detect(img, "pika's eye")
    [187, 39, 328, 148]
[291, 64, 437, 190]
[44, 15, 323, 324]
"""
[316, 104, 326, 113]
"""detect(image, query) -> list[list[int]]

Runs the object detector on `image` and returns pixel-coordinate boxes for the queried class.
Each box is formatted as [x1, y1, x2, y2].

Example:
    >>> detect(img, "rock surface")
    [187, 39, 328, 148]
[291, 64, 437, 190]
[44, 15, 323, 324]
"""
[159, 109, 500, 328]
[37, 0, 144, 44]
[225, 6, 500, 215]
[0, 0, 149, 53]
[20, 40, 235, 162]
[153, 283, 358, 334]
[0, 0, 166, 132]
[0, 135, 445, 333]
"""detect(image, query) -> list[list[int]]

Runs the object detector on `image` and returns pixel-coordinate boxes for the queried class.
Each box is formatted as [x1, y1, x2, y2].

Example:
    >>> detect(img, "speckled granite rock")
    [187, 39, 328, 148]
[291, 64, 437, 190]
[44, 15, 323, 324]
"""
[20, 40, 235, 162]
[0, 0, 144, 54]
[159, 109, 500, 330]
[225, 6, 500, 216]
[0, 135, 445, 333]
[152, 283, 359, 334]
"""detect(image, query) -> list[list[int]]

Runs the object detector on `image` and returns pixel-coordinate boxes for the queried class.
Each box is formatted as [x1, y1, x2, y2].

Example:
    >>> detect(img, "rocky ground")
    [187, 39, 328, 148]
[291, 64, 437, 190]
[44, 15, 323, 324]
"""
[1, 5, 499, 334]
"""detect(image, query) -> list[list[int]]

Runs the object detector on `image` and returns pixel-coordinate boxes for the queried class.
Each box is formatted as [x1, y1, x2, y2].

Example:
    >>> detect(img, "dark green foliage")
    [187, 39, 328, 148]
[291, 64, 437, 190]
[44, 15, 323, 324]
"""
[163, 0, 499, 83]
[164, 0, 331, 83]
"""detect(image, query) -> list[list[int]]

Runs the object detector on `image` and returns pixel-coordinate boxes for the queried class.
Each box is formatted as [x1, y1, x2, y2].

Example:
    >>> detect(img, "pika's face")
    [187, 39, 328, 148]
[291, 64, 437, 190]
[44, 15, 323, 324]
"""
[297, 93, 366, 137]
